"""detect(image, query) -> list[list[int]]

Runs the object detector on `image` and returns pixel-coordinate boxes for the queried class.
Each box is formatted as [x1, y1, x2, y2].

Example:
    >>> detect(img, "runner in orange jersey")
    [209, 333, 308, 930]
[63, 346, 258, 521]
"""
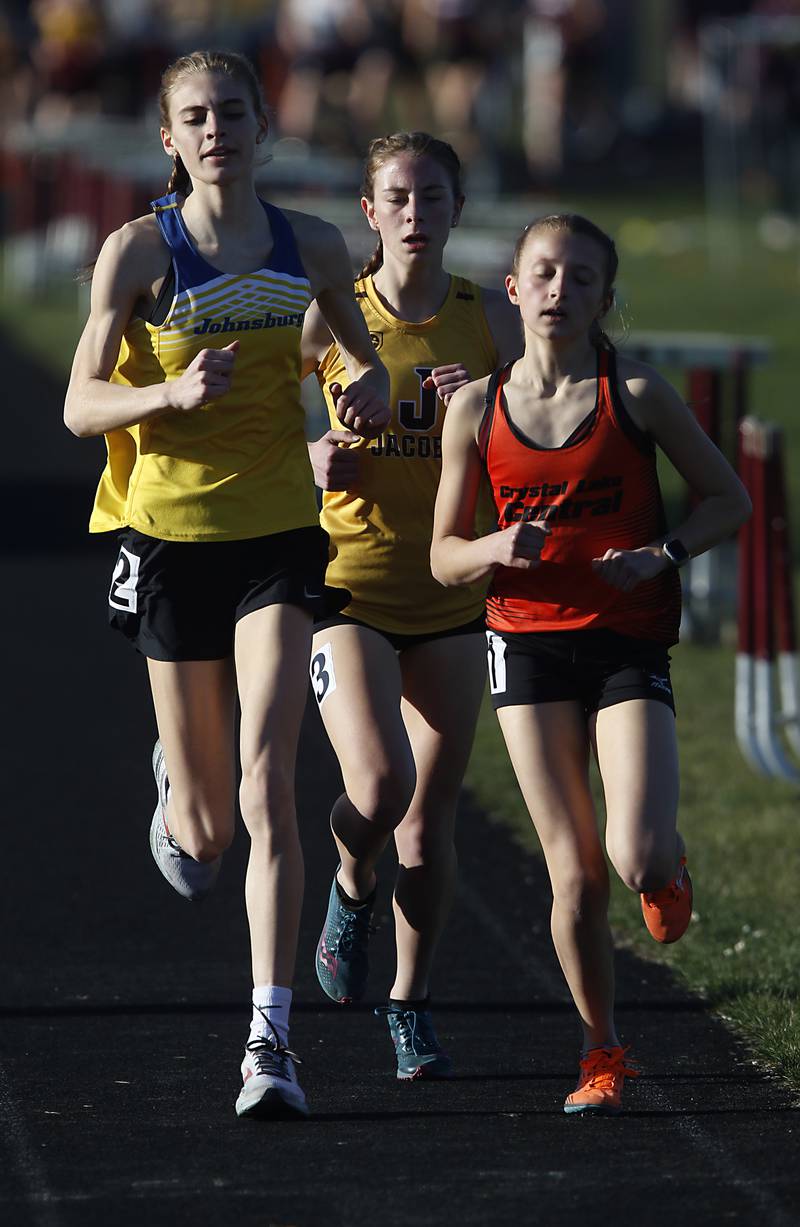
[431, 213, 751, 1112]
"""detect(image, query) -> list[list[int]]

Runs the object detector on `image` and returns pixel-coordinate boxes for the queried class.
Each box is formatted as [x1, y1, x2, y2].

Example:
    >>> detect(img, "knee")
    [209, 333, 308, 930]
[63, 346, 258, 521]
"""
[350, 760, 416, 832]
[239, 759, 296, 840]
[551, 861, 609, 920]
[395, 807, 456, 867]
[170, 799, 234, 862]
[607, 838, 677, 894]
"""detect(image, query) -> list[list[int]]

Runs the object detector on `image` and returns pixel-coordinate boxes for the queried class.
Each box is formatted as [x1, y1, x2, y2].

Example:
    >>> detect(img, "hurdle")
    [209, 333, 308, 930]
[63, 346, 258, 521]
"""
[623, 331, 772, 641]
[735, 417, 800, 782]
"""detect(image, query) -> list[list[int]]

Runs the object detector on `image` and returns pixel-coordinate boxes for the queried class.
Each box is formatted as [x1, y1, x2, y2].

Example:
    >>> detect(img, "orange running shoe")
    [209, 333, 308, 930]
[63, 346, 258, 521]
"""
[641, 856, 693, 943]
[563, 1045, 639, 1115]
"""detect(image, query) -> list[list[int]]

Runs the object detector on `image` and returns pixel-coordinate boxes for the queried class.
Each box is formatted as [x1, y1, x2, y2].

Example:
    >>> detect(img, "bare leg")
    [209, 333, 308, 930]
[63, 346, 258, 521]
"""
[147, 657, 237, 860]
[391, 633, 486, 1001]
[497, 702, 618, 1051]
[593, 700, 682, 893]
[312, 625, 416, 902]
[235, 604, 312, 987]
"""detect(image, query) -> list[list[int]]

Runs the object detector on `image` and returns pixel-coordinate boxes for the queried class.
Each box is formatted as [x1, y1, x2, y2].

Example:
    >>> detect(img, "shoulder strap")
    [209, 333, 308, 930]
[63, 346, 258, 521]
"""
[477, 363, 512, 462]
[260, 201, 308, 280]
[601, 344, 654, 454]
[150, 192, 219, 291]
[150, 192, 183, 240]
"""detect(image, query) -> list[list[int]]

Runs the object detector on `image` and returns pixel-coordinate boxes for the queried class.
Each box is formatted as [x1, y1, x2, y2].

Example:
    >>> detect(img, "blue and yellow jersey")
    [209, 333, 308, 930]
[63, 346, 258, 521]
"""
[319, 273, 498, 634]
[89, 192, 317, 541]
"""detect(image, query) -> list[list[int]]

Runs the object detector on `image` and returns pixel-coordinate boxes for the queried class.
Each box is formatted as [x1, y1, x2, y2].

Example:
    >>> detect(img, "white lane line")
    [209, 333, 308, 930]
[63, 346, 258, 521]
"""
[0, 1059, 61, 1227]
[645, 1082, 798, 1227]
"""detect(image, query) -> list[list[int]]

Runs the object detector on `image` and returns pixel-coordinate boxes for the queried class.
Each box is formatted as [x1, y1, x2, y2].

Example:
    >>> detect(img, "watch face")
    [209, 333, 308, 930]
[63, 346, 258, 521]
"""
[664, 539, 690, 567]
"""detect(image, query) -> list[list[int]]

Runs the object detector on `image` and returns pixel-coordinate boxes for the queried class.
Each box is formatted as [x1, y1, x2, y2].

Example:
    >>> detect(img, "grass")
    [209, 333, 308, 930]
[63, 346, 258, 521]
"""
[466, 640, 800, 1091]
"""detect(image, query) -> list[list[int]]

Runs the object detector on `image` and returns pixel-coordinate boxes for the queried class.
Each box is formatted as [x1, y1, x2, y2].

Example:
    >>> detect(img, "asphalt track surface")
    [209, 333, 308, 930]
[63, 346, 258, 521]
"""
[2, 329, 799, 1227]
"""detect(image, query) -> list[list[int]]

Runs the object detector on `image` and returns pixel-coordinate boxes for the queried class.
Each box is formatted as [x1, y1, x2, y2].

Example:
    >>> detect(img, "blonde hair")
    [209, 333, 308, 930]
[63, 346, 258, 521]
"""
[159, 49, 266, 197]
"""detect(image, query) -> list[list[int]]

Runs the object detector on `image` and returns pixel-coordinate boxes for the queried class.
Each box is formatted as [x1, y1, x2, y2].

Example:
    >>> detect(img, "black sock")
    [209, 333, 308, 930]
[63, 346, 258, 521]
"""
[335, 877, 375, 910]
[388, 996, 430, 1011]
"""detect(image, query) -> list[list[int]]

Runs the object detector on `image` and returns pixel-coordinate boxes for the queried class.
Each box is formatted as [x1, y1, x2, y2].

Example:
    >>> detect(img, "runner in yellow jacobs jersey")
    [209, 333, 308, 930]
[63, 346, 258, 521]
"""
[63, 49, 389, 1119]
[301, 131, 521, 1077]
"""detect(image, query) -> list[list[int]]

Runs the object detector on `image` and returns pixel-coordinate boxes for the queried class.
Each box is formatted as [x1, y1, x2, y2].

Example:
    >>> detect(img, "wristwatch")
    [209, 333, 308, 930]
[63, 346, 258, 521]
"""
[661, 538, 691, 569]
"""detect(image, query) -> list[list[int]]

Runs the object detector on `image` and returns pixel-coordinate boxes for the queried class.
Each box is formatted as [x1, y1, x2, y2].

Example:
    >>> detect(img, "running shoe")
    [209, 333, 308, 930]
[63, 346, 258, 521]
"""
[563, 1045, 639, 1115]
[315, 873, 375, 1004]
[149, 740, 221, 901]
[376, 1004, 453, 1080]
[235, 1015, 309, 1120]
[640, 856, 693, 943]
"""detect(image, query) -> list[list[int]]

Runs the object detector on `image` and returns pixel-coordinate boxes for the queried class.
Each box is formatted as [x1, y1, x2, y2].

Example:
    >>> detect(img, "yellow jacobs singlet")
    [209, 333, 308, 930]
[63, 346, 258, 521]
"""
[319, 274, 498, 634]
[89, 193, 318, 542]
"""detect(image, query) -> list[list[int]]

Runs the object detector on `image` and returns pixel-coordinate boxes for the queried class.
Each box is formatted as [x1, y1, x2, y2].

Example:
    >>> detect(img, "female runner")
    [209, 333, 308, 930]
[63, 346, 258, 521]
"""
[64, 49, 389, 1120]
[431, 213, 751, 1112]
[301, 132, 521, 1077]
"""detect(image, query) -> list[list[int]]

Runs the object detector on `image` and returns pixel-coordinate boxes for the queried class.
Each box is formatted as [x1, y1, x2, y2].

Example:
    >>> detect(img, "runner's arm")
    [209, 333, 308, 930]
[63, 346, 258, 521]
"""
[431, 380, 548, 586]
[623, 362, 752, 559]
[293, 215, 389, 438]
[64, 223, 238, 437]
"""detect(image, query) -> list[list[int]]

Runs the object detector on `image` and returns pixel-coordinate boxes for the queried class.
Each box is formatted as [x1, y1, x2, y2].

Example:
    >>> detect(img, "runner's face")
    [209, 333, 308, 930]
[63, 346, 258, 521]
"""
[362, 153, 463, 269]
[506, 230, 612, 343]
[161, 71, 266, 186]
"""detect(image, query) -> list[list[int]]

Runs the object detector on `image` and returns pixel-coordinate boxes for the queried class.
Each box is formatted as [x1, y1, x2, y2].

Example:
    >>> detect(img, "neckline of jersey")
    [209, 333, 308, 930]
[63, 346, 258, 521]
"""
[173, 197, 283, 279]
[364, 273, 456, 331]
[497, 351, 605, 453]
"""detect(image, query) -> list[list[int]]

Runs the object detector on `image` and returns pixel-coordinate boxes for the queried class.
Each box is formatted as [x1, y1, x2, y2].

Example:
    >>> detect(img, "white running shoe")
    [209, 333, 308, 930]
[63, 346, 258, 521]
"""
[149, 741, 221, 902]
[235, 1017, 309, 1120]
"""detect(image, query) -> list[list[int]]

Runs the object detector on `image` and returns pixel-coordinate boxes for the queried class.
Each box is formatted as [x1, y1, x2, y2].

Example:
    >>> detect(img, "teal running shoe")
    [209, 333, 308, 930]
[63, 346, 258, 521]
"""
[315, 873, 375, 1003]
[376, 1004, 453, 1080]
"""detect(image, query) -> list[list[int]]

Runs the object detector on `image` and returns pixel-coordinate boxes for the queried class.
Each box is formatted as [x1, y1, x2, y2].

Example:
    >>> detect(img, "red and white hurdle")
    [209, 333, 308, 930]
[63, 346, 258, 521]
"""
[735, 417, 800, 782]
[624, 331, 772, 642]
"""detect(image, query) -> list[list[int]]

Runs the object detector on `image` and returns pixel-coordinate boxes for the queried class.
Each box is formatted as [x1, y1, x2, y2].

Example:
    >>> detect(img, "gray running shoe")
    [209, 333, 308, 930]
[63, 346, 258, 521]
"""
[235, 1014, 309, 1120]
[376, 1004, 453, 1080]
[315, 873, 375, 1003]
[149, 740, 221, 902]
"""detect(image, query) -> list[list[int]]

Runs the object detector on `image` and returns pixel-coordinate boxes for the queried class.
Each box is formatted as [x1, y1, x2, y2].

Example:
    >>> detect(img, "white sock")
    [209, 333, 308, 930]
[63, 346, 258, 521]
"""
[251, 985, 292, 1048]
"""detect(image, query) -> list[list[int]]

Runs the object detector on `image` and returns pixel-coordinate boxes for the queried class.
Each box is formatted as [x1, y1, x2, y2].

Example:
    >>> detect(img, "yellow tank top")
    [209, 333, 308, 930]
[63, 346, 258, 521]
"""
[89, 194, 318, 542]
[319, 274, 497, 633]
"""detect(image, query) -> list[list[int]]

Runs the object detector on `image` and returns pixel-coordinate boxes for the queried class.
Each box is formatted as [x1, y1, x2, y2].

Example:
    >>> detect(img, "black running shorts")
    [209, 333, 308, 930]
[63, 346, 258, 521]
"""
[107, 525, 348, 661]
[485, 627, 675, 716]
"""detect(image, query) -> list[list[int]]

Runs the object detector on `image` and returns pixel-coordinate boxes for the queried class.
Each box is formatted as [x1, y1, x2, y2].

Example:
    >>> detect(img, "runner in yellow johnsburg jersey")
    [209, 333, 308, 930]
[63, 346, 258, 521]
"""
[64, 49, 390, 1121]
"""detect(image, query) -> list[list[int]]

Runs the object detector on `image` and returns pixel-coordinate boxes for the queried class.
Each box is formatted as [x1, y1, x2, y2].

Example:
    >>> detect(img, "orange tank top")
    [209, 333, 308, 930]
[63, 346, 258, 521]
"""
[481, 348, 681, 643]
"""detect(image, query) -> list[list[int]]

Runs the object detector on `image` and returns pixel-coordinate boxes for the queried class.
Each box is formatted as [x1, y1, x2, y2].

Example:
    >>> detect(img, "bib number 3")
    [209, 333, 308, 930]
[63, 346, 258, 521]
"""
[310, 642, 337, 707]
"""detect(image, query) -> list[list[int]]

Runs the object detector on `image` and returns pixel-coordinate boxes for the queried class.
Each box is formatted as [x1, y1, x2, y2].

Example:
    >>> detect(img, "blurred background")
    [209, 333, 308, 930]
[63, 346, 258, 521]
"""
[3, 0, 799, 543]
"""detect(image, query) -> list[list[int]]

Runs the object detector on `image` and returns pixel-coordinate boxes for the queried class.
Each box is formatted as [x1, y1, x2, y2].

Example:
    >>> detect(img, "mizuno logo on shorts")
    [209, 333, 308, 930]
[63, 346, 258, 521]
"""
[486, 631, 508, 695]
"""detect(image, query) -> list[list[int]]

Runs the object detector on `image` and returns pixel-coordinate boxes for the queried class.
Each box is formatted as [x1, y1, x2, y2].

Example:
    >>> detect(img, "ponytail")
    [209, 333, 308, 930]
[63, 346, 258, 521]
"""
[590, 319, 616, 353]
[166, 153, 191, 198]
[358, 237, 384, 281]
